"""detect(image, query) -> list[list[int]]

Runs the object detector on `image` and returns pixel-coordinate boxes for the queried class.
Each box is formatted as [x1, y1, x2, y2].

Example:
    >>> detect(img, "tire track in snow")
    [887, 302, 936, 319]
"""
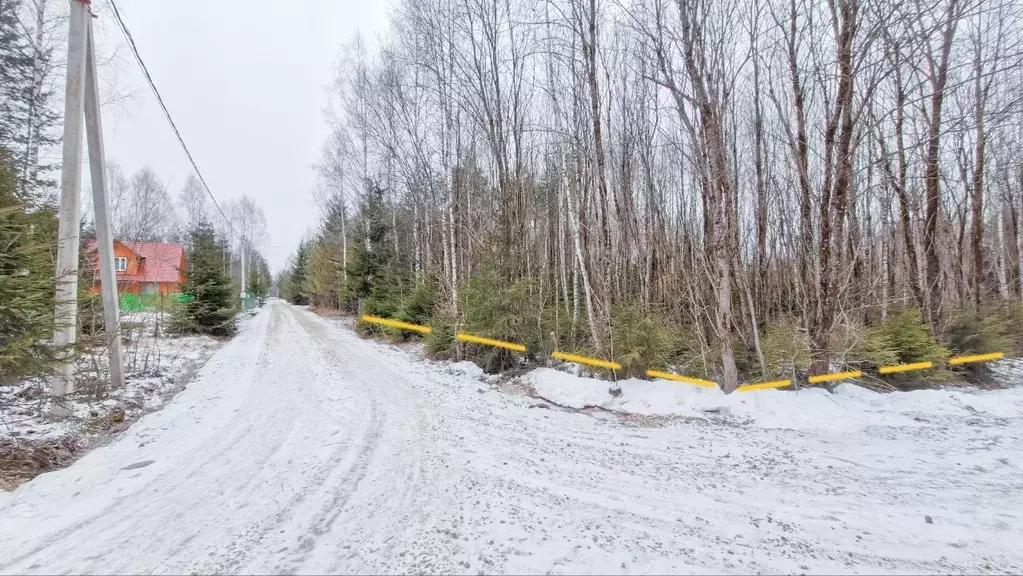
[186, 303, 370, 574]
[187, 302, 411, 575]
[285, 306, 466, 574]
[272, 305, 388, 572]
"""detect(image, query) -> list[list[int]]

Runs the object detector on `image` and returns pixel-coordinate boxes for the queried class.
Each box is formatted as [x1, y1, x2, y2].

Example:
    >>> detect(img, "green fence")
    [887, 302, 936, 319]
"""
[119, 292, 258, 312]
[240, 293, 259, 312]
[119, 293, 189, 312]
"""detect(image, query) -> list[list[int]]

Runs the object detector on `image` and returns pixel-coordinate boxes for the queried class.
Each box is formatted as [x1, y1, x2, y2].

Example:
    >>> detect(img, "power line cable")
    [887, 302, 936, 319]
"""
[106, 0, 239, 240]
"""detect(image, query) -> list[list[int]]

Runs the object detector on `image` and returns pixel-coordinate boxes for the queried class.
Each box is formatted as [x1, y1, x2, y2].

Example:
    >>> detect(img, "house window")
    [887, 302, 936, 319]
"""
[115, 257, 127, 272]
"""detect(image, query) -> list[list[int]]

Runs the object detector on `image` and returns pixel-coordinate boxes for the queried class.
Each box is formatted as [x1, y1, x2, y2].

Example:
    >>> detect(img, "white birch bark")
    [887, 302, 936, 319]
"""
[996, 205, 1010, 299]
[558, 171, 571, 315]
[1018, 200, 1023, 301]
[564, 151, 605, 356]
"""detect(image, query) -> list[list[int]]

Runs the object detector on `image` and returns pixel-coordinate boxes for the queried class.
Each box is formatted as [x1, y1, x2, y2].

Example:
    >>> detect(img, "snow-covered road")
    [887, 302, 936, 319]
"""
[2, 300, 1021, 574]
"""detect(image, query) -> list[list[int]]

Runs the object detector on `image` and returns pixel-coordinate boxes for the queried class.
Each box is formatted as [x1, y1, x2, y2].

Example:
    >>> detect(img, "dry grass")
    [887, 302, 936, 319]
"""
[0, 408, 136, 491]
[0, 436, 82, 491]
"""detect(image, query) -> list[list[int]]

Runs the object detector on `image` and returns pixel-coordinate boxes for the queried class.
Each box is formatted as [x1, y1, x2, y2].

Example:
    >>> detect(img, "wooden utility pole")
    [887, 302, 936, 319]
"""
[52, 0, 125, 412]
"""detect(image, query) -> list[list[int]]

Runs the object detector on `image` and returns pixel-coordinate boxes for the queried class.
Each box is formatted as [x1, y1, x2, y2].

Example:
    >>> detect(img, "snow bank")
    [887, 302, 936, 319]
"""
[445, 360, 485, 379]
[526, 366, 1023, 431]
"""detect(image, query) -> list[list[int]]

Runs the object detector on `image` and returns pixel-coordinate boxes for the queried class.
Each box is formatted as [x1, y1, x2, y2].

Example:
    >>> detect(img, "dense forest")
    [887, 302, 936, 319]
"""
[282, 0, 1019, 390]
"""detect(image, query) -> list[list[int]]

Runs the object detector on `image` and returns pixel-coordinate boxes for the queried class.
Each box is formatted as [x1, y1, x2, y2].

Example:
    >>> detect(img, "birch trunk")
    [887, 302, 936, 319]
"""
[997, 206, 1010, 299]
[1017, 200, 1023, 301]
[559, 167, 571, 316]
[446, 158, 462, 357]
[564, 151, 604, 356]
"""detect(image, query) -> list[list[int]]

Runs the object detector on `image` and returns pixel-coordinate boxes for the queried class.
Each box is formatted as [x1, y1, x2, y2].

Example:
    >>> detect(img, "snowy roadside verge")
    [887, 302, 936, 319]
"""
[525, 362, 1023, 431]
[312, 309, 1023, 432]
[371, 343, 1023, 433]
[0, 310, 251, 490]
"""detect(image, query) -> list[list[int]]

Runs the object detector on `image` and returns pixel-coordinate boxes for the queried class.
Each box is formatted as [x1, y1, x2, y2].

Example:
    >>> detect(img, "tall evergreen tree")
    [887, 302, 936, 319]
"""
[0, 0, 33, 174]
[172, 219, 237, 336]
[247, 261, 269, 301]
[345, 182, 398, 307]
[288, 241, 310, 305]
[0, 150, 59, 383]
[0, 0, 58, 202]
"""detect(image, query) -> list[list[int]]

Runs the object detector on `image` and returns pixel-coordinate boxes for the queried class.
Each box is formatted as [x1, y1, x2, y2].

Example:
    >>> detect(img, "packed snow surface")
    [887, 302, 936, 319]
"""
[1, 300, 1021, 574]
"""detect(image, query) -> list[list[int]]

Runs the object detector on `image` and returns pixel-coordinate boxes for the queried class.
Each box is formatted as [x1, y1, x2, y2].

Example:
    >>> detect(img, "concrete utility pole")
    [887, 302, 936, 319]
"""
[52, 0, 125, 411]
[240, 239, 246, 296]
[52, 0, 90, 406]
[84, 15, 126, 393]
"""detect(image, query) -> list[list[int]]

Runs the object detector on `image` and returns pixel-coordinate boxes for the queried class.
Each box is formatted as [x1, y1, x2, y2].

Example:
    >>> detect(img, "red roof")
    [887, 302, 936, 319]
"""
[125, 241, 184, 283]
[84, 239, 185, 284]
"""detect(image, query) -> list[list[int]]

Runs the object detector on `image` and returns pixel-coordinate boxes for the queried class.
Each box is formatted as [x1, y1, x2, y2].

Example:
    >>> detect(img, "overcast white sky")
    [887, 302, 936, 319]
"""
[92, 0, 388, 272]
